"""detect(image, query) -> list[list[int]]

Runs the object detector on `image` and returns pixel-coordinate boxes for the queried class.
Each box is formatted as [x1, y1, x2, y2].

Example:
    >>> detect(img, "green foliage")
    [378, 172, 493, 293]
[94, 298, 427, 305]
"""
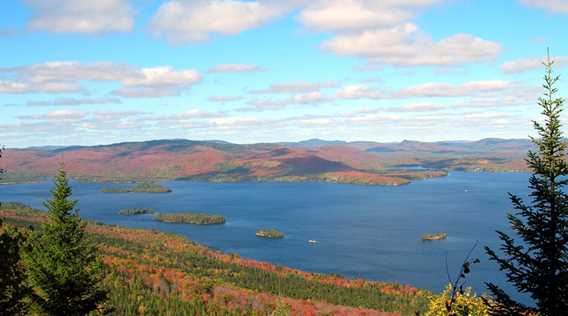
[0, 220, 31, 315]
[485, 54, 568, 315]
[118, 208, 155, 216]
[22, 167, 108, 315]
[101, 272, 246, 316]
[155, 212, 226, 225]
[5, 203, 430, 315]
[100, 187, 131, 193]
[425, 284, 489, 316]
[0, 202, 38, 215]
[131, 181, 172, 193]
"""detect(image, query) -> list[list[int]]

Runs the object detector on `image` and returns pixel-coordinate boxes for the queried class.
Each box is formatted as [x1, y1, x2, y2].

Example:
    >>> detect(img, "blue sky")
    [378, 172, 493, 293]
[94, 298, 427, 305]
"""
[1, 0, 567, 147]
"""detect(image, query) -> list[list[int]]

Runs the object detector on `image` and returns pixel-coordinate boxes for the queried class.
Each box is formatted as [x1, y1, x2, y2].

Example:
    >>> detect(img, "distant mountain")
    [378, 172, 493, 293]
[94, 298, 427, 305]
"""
[280, 138, 348, 148]
[1, 138, 530, 185]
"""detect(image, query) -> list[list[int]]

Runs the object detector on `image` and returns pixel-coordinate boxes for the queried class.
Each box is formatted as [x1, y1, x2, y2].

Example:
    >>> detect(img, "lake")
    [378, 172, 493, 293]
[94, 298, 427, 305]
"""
[0, 171, 532, 301]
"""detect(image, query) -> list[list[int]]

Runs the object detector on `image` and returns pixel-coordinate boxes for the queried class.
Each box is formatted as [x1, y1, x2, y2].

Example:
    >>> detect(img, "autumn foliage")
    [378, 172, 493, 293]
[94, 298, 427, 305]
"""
[1, 203, 430, 315]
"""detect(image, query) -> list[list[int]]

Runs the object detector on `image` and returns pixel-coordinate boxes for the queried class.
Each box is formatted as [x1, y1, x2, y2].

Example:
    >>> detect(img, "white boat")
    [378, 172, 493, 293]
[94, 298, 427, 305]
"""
[308, 240, 317, 244]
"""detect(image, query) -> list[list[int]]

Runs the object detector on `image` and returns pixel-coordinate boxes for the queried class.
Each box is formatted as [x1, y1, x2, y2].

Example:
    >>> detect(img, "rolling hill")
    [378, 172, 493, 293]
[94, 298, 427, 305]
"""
[1, 138, 531, 185]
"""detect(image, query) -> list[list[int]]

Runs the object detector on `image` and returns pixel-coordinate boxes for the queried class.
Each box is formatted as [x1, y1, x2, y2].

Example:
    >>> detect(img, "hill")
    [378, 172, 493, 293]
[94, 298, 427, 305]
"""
[1, 203, 429, 315]
[1, 138, 530, 185]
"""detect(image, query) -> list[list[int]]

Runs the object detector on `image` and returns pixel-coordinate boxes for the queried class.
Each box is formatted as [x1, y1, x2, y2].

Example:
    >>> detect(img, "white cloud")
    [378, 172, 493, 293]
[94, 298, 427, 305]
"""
[322, 23, 501, 66]
[520, 0, 568, 14]
[19, 109, 87, 121]
[336, 84, 384, 99]
[245, 91, 331, 111]
[26, 97, 122, 106]
[0, 80, 81, 94]
[115, 67, 201, 97]
[299, 0, 441, 32]
[150, 0, 291, 43]
[0, 62, 201, 97]
[397, 80, 511, 97]
[208, 64, 265, 73]
[122, 66, 201, 87]
[11, 61, 135, 82]
[501, 56, 568, 74]
[24, 0, 133, 34]
[250, 81, 336, 94]
[333, 80, 510, 100]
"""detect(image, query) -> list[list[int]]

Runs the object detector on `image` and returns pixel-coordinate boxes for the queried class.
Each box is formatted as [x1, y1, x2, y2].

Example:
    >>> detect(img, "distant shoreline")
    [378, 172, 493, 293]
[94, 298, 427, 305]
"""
[0, 169, 534, 187]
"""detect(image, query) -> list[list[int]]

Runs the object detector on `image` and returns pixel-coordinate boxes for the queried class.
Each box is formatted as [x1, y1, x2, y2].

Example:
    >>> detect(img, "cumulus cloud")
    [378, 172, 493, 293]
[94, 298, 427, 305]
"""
[0, 61, 201, 97]
[114, 66, 201, 97]
[520, 0, 568, 14]
[208, 64, 265, 73]
[299, 0, 441, 32]
[501, 56, 568, 74]
[322, 23, 501, 66]
[24, 0, 134, 34]
[150, 0, 292, 43]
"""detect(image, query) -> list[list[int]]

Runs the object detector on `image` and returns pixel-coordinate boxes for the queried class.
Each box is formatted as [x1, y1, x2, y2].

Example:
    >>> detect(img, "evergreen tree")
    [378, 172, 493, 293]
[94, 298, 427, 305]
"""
[23, 167, 107, 315]
[0, 220, 30, 315]
[1, 145, 31, 315]
[485, 53, 568, 315]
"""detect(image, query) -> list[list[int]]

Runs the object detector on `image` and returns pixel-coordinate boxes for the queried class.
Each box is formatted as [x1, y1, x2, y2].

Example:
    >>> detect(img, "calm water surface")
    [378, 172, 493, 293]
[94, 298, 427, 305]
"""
[0, 171, 531, 299]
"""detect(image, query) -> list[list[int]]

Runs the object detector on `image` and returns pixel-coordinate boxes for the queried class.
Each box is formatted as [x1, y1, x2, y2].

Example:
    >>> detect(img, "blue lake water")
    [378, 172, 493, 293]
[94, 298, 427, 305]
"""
[0, 171, 532, 301]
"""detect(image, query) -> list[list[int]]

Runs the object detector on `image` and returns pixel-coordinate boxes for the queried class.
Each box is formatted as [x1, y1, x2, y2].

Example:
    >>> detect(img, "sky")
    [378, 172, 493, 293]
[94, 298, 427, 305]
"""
[1, 0, 568, 148]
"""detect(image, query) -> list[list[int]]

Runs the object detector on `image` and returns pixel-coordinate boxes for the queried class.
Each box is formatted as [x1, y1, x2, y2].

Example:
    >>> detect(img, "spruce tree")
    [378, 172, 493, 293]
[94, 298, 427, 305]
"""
[0, 220, 30, 315]
[23, 167, 107, 315]
[1, 146, 31, 315]
[485, 54, 568, 315]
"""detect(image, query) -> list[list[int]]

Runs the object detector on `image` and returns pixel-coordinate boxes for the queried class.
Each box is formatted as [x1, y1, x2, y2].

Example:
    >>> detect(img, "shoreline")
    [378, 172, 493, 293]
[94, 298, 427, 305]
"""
[0, 168, 532, 187]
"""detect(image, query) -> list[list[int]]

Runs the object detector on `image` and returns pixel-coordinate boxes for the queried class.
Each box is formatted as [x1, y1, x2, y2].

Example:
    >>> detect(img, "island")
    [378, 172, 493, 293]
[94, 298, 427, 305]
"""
[101, 181, 172, 193]
[154, 212, 226, 225]
[101, 187, 131, 193]
[256, 229, 284, 239]
[118, 208, 155, 216]
[421, 232, 448, 241]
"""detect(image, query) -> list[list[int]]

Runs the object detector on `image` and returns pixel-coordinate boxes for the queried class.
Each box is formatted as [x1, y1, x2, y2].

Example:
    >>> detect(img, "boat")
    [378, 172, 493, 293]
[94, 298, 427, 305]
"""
[308, 240, 317, 244]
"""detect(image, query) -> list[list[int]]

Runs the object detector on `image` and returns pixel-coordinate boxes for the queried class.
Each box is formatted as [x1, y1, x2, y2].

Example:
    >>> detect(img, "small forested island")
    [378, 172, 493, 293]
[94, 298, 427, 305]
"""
[421, 232, 448, 241]
[101, 181, 172, 193]
[154, 212, 226, 225]
[118, 208, 155, 216]
[101, 187, 131, 193]
[256, 229, 285, 239]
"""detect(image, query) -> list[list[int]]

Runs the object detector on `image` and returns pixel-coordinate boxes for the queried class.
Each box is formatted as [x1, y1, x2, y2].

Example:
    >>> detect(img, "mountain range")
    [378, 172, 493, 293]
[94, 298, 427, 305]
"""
[1, 138, 532, 185]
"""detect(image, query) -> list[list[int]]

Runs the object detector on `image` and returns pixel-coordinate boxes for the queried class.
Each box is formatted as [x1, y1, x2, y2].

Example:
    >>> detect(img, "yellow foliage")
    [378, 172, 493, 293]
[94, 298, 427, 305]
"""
[425, 284, 489, 316]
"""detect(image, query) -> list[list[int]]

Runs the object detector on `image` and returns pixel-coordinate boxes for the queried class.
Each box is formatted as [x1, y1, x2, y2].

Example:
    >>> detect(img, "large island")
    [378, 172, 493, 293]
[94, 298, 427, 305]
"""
[101, 182, 172, 193]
